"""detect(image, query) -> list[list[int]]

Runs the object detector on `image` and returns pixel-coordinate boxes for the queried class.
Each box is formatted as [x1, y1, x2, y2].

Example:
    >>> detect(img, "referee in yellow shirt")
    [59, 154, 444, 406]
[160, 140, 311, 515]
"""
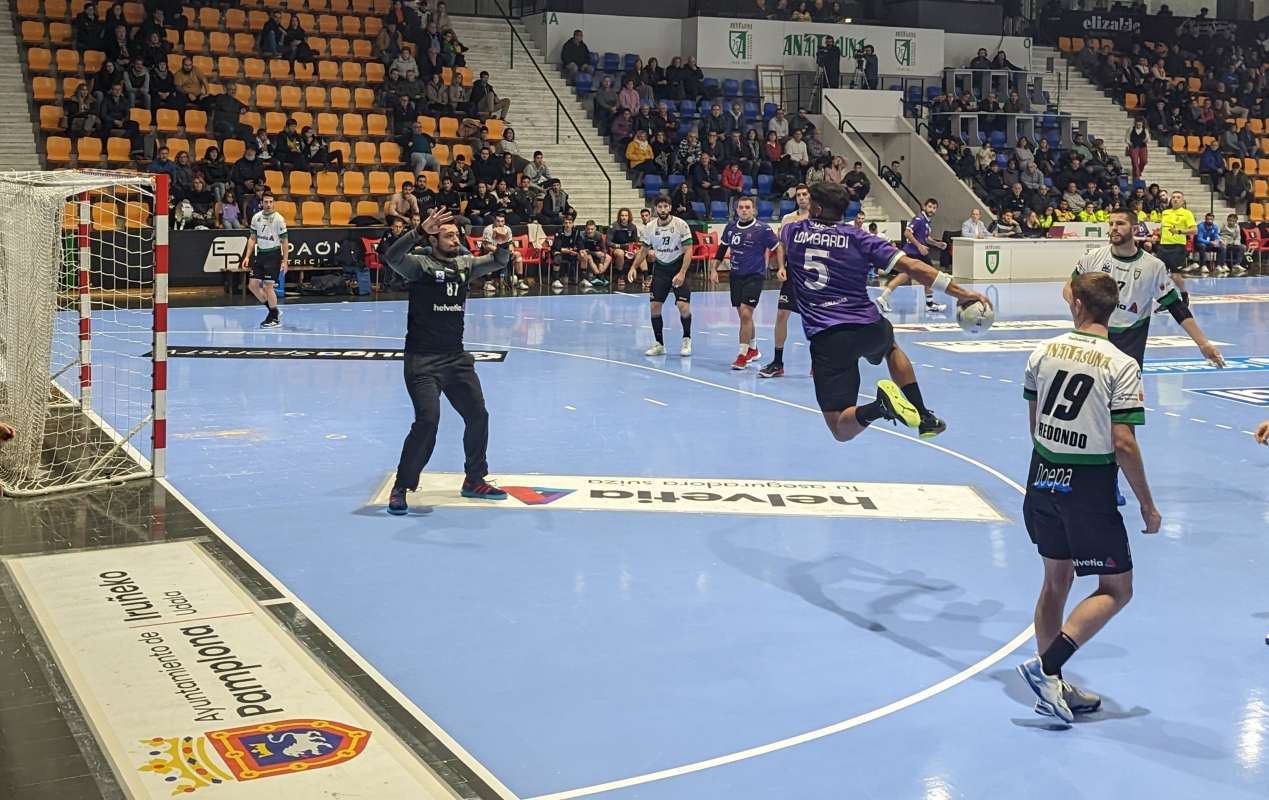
[1158, 191, 1197, 306]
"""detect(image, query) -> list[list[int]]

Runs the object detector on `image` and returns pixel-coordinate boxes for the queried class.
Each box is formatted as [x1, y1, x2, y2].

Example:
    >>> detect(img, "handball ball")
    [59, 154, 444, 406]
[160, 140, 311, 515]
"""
[957, 300, 995, 335]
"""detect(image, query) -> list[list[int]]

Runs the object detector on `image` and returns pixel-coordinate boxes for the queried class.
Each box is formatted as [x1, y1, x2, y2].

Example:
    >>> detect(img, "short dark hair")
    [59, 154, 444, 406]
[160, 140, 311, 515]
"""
[924, 197, 939, 206]
[261, 190, 274, 199]
[810, 182, 850, 218]
[1107, 207, 1133, 223]
[737, 196, 754, 206]
[655, 196, 671, 206]
[1070, 272, 1119, 326]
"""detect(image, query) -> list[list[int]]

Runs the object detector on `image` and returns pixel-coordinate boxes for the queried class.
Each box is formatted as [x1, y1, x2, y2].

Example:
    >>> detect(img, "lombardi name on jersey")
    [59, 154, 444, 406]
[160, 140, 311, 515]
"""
[792, 230, 850, 248]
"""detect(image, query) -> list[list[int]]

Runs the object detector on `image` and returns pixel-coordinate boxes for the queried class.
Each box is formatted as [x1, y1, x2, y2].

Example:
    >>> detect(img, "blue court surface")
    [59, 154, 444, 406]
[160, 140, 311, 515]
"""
[140, 278, 1269, 798]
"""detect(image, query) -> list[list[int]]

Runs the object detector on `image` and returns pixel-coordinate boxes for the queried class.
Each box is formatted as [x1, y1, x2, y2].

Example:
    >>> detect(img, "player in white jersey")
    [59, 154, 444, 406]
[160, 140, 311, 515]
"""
[240, 191, 289, 328]
[1017, 271, 1161, 724]
[756, 184, 811, 378]
[1067, 208, 1223, 369]
[629, 196, 695, 356]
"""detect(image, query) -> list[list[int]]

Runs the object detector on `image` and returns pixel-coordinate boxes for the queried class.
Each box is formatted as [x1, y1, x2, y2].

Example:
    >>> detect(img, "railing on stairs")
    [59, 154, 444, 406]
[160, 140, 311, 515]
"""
[823, 94, 922, 212]
[488, 0, 613, 224]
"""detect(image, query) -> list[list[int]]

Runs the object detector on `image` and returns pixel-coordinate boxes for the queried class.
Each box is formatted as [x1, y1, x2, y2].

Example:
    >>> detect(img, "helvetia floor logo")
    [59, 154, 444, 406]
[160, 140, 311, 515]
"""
[373, 472, 1006, 522]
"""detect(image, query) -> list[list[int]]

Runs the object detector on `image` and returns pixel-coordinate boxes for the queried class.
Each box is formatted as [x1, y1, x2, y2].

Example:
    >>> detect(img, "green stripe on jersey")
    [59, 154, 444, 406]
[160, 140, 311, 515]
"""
[1109, 315, 1150, 333]
[1022, 388, 1037, 401]
[1032, 439, 1117, 465]
[1111, 409, 1146, 425]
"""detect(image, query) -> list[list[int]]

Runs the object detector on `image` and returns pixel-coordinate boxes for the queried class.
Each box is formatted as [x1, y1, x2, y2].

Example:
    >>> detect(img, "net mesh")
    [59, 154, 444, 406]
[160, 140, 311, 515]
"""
[0, 170, 159, 496]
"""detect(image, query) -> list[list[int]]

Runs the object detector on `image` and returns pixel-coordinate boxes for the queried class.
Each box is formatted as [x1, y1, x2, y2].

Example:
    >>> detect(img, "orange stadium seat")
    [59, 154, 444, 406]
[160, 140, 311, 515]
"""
[247, 10, 268, 29]
[308, 0, 329, 11]
[380, 142, 401, 164]
[46, 136, 73, 162]
[122, 2, 144, 23]
[365, 63, 384, 83]
[341, 62, 362, 83]
[106, 136, 132, 163]
[129, 108, 151, 128]
[416, 116, 436, 137]
[27, 47, 53, 72]
[1170, 135, 1185, 153]
[124, 201, 150, 229]
[392, 170, 412, 192]
[222, 139, 245, 162]
[340, 16, 360, 36]
[354, 88, 375, 110]
[367, 170, 391, 194]
[352, 40, 372, 60]
[329, 141, 351, 164]
[329, 87, 351, 110]
[301, 201, 325, 226]
[341, 112, 363, 137]
[233, 32, 254, 52]
[451, 144, 472, 164]
[289, 172, 313, 196]
[438, 117, 458, 139]
[318, 60, 339, 82]
[293, 60, 316, 83]
[240, 111, 260, 130]
[317, 112, 339, 135]
[354, 141, 376, 165]
[274, 200, 297, 226]
[165, 138, 190, 159]
[268, 59, 291, 82]
[39, 105, 63, 131]
[16, 0, 40, 17]
[185, 109, 207, 135]
[209, 32, 231, 55]
[155, 108, 180, 133]
[316, 171, 340, 196]
[418, 171, 439, 192]
[291, 111, 313, 129]
[342, 171, 365, 195]
[318, 14, 339, 34]
[1256, 180, 1269, 199]
[226, 10, 248, 31]
[193, 55, 214, 75]
[432, 144, 449, 165]
[184, 30, 205, 52]
[61, 76, 84, 96]
[264, 111, 287, 133]
[217, 56, 240, 79]
[355, 199, 380, 218]
[49, 22, 71, 44]
[243, 57, 266, 80]
[33, 77, 56, 101]
[329, 38, 350, 60]
[296, 13, 316, 29]
[366, 113, 387, 136]
[307, 37, 328, 59]
[364, 18, 381, 36]
[256, 85, 278, 109]
[328, 201, 352, 225]
[485, 119, 505, 140]
[306, 86, 328, 109]
[193, 137, 216, 159]
[1260, 158, 1269, 175]
[280, 85, 302, 110]
[21, 21, 45, 44]
[92, 200, 119, 230]
[76, 137, 103, 164]
[82, 49, 104, 73]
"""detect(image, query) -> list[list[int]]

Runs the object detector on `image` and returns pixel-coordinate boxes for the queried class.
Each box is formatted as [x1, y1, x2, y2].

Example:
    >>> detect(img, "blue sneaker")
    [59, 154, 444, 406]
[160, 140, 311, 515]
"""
[1017, 657, 1074, 723]
[1115, 482, 1126, 507]
[461, 478, 507, 500]
[387, 487, 409, 516]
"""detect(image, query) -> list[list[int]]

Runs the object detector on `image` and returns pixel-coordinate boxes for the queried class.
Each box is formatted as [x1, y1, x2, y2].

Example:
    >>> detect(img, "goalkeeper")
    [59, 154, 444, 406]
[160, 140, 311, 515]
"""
[380, 208, 512, 516]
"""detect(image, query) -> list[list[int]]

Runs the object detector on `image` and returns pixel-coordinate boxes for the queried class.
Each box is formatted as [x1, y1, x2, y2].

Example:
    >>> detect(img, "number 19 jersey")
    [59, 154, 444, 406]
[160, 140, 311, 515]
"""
[1023, 330, 1145, 465]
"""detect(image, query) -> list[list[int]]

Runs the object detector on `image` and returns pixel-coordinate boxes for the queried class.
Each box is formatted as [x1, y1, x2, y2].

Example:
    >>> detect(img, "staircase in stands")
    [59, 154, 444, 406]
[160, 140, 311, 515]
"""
[1032, 44, 1235, 220]
[1, 0, 43, 171]
[453, 15, 646, 224]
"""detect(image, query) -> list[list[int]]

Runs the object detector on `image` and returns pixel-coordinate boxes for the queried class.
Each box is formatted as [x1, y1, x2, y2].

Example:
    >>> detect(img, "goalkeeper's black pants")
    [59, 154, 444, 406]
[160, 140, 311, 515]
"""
[393, 351, 490, 490]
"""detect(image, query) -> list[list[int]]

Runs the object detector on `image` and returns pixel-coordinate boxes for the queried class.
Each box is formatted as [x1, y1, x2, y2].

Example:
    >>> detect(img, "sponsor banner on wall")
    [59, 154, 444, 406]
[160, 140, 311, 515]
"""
[1054, 11, 1266, 46]
[1185, 387, 1269, 407]
[170, 227, 384, 287]
[918, 336, 1229, 354]
[694, 17, 944, 76]
[1143, 357, 1269, 375]
[5, 542, 452, 798]
[371, 472, 1006, 522]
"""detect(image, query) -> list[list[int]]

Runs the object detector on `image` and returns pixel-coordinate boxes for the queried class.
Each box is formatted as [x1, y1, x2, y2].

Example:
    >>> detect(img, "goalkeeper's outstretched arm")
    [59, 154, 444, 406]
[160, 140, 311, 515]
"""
[891, 254, 991, 308]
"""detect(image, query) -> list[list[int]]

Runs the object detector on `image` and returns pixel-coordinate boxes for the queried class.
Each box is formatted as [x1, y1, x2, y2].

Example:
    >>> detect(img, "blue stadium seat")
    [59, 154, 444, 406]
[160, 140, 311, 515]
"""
[1133, 179, 1146, 190]
[623, 53, 639, 72]
[926, 86, 941, 101]
[743, 102, 758, 120]
[845, 200, 861, 220]
[995, 153, 1007, 168]
[710, 201, 728, 219]
[703, 77, 720, 95]
[668, 174, 686, 191]
[742, 175, 753, 194]
[779, 198, 795, 216]
[643, 174, 662, 199]
[763, 102, 778, 120]
[641, 97, 654, 108]
[1044, 177, 1054, 188]
[679, 99, 697, 119]
[602, 52, 619, 72]
[907, 87, 922, 100]
[676, 121, 693, 138]
[756, 174, 773, 196]
[722, 79, 740, 98]
[574, 73, 592, 95]
[757, 199, 774, 219]
[1045, 131, 1060, 148]
[742, 80, 759, 100]
[1042, 115, 1058, 129]
[589, 52, 599, 68]
[978, 131, 988, 145]
[990, 131, 1007, 148]
[691, 201, 707, 218]
[697, 99, 712, 117]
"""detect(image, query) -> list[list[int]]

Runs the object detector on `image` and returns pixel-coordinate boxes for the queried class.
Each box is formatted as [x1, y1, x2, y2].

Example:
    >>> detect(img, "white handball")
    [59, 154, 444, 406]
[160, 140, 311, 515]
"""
[956, 300, 995, 335]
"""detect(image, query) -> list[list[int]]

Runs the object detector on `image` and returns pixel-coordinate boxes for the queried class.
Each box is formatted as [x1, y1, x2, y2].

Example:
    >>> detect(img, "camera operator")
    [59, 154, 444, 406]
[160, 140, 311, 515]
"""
[817, 36, 841, 89]
[860, 44, 879, 90]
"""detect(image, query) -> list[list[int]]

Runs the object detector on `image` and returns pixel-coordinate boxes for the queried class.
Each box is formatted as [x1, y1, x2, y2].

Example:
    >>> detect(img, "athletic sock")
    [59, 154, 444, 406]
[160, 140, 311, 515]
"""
[773, 347, 784, 366]
[902, 382, 929, 417]
[738, 343, 749, 356]
[681, 314, 691, 338]
[1040, 631, 1079, 677]
[651, 314, 664, 344]
[750, 339, 758, 349]
[879, 287, 892, 299]
[855, 400, 885, 426]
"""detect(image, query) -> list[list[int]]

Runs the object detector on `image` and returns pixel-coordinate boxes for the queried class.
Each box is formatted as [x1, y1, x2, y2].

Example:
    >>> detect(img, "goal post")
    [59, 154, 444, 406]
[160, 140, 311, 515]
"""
[0, 169, 169, 496]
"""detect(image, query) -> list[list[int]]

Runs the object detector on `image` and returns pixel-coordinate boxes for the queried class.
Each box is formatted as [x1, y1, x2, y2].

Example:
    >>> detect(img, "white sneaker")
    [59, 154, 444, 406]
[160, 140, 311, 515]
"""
[645, 342, 666, 356]
[483, 281, 496, 293]
[552, 279, 564, 290]
[580, 278, 592, 288]
[680, 337, 692, 356]
[516, 279, 530, 290]
[1017, 657, 1074, 723]
[926, 300, 947, 313]
[875, 293, 892, 313]
[1184, 262, 1201, 273]
[1216, 264, 1230, 273]
[1200, 265, 1210, 274]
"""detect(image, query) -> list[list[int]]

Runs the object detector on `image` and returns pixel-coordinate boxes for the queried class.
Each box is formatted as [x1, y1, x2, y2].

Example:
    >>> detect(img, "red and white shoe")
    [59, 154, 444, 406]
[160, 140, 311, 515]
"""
[731, 354, 748, 370]
[744, 347, 761, 364]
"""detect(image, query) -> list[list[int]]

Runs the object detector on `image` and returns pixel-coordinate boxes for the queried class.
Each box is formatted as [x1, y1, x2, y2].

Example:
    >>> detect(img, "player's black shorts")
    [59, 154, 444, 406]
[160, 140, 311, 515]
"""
[251, 249, 282, 282]
[778, 275, 797, 312]
[1157, 243, 1188, 272]
[1109, 321, 1149, 368]
[649, 258, 690, 304]
[730, 273, 764, 308]
[808, 318, 896, 412]
[1023, 452, 1132, 576]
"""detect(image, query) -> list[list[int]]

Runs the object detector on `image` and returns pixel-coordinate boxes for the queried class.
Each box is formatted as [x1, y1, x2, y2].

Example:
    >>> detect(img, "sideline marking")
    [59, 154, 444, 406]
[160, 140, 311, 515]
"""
[170, 324, 1036, 798]
[643, 397, 668, 407]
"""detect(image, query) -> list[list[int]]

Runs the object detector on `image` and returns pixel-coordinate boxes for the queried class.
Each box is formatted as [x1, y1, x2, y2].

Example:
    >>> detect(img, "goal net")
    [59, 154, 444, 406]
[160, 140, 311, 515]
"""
[0, 170, 169, 496]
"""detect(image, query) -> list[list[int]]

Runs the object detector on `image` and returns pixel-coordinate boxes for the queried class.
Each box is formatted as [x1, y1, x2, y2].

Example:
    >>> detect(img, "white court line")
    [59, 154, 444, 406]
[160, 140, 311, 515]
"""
[1190, 418, 1207, 424]
[155, 478, 521, 800]
[564, 405, 577, 411]
[1216, 424, 1233, 430]
[172, 326, 1035, 799]
[643, 397, 668, 407]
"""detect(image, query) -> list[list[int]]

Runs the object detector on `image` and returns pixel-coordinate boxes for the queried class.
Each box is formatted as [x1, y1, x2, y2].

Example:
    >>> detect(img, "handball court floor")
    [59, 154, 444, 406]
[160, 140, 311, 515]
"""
[2, 277, 1269, 799]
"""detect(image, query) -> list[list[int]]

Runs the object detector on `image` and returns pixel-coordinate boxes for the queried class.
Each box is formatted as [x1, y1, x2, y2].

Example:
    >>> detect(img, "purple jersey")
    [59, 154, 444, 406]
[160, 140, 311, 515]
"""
[780, 218, 901, 337]
[717, 219, 778, 277]
[901, 212, 932, 257]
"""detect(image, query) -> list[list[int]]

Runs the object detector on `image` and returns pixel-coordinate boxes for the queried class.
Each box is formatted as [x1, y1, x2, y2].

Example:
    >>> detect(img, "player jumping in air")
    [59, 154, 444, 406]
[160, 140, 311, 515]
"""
[630, 197, 695, 357]
[379, 208, 512, 515]
[781, 183, 989, 441]
[1018, 271, 1161, 723]
[240, 190, 288, 328]
[709, 196, 778, 369]
[875, 198, 949, 314]
[757, 184, 810, 378]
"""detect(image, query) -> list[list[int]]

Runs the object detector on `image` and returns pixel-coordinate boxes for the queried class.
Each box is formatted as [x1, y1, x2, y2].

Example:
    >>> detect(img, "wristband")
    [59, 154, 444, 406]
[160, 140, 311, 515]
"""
[932, 272, 952, 294]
